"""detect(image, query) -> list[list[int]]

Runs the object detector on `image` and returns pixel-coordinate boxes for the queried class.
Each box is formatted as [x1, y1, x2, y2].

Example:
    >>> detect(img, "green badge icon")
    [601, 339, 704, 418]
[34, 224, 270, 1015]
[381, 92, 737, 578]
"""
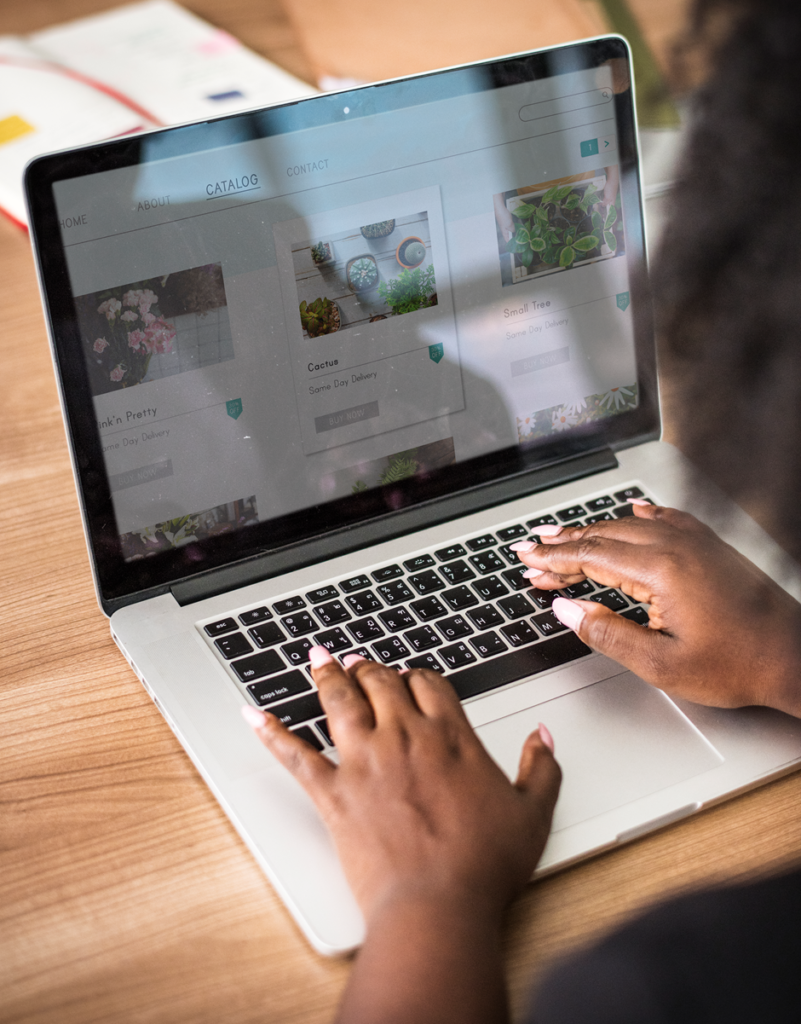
[226, 398, 243, 419]
[428, 343, 444, 364]
[616, 292, 630, 311]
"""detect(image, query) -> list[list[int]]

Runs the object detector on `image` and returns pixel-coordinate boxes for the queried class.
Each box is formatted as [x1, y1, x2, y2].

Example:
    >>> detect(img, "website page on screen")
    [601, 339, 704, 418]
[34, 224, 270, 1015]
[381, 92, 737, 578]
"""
[53, 62, 638, 562]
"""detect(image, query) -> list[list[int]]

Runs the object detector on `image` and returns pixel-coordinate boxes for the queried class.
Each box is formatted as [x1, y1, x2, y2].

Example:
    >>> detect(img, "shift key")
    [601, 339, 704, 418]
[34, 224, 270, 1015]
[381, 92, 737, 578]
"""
[269, 691, 324, 727]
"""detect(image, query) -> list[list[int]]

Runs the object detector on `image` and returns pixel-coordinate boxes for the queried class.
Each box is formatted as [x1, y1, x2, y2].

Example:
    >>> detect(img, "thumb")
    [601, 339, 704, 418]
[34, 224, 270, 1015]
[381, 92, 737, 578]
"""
[515, 726, 562, 824]
[552, 596, 667, 680]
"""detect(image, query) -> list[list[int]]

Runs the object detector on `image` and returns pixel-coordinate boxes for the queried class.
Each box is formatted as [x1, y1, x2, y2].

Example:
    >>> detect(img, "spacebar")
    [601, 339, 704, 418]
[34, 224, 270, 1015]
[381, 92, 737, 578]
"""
[447, 633, 592, 701]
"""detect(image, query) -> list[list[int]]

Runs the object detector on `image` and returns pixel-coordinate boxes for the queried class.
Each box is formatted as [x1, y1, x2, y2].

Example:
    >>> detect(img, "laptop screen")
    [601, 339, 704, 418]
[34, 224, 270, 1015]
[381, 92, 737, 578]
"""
[27, 37, 658, 608]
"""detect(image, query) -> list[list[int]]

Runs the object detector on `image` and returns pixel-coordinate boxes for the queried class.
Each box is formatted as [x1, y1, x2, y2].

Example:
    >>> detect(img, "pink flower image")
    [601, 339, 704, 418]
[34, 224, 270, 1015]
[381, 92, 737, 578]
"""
[142, 311, 156, 324]
[128, 329, 147, 351]
[93, 337, 109, 353]
[109, 365, 125, 382]
[97, 298, 122, 321]
[121, 310, 138, 322]
[122, 289, 139, 307]
[143, 318, 176, 354]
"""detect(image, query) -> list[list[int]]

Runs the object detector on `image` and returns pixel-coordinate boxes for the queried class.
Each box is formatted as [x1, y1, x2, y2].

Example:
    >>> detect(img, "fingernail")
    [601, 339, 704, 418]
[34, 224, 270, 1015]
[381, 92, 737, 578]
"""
[522, 567, 545, 579]
[308, 645, 334, 668]
[627, 497, 650, 506]
[510, 540, 536, 552]
[535, 524, 563, 537]
[538, 722, 555, 753]
[552, 596, 586, 631]
[342, 653, 367, 668]
[241, 705, 267, 729]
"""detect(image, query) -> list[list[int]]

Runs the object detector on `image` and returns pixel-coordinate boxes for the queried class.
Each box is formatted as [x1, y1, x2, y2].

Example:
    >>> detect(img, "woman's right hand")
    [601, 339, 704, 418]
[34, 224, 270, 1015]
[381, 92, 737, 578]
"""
[514, 503, 801, 717]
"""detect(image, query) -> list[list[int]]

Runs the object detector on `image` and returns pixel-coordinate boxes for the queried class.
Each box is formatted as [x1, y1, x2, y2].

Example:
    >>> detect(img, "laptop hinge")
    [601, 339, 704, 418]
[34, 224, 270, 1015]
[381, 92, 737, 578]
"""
[170, 446, 618, 607]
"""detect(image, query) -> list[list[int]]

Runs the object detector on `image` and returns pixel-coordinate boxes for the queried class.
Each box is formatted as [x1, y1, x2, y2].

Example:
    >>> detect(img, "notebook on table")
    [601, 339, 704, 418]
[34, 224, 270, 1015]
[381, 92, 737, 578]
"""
[25, 35, 801, 955]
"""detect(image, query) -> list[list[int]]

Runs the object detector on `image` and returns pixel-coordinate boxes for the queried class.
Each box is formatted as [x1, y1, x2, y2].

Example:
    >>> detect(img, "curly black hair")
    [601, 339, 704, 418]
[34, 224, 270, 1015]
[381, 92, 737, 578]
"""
[654, 0, 801, 558]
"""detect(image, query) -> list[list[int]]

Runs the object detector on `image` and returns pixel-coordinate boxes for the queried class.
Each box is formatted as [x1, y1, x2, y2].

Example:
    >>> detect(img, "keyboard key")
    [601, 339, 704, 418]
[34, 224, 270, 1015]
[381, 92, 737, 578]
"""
[472, 576, 508, 601]
[232, 649, 285, 682]
[348, 616, 384, 643]
[526, 514, 558, 529]
[340, 574, 371, 593]
[497, 524, 527, 541]
[439, 642, 478, 670]
[448, 633, 591, 700]
[410, 596, 447, 621]
[314, 600, 351, 627]
[467, 604, 503, 630]
[377, 580, 414, 605]
[247, 670, 311, 706]
[613, 504, 635, 518]
[215, 632, 252, 660]
[497, 594, 534, 620]
[372, 636, 411, 663]
[248, 622, 285, 649]
[281, 611, 317, 637]
[346, 590, 383, 616]
[584, 512, 615, 524]
[281, 637, 313, 665]
[291, 724, 324, 750]
[614, 486, 644, 503]
[379, 607, 416, 632]
[306, 585, 339, 604]
[586, 495, 615, 511]
[313, 627, 351, 653]
[204, 617, 238, 638]
[441, 585, 478, 611]
[498, 543, 523, 564]
[439, 560, 475, 585]
[372, 564, 403, 583]
[316, 718, 332, 745]
[466, 533, 497, 551]
[273, 596, 306, 615]
[622, 606, 650, 626]
[562, 580, 595, 598]
[556, 505, 586, 522]
[529, 590, 557, 610]
[238, 607, 272, 626]
[501, 566, 532, 592]
[434, 543, 468, 562]
[404, 554, 436, 572]
[469, 631, 507, 658]
[500, 621, 537, 647]
[437, 614, 473, 641]
[270, 691, 323, 726]
[408, 570, 445, 594]
[590, 589, 629, 611]
[532, 610, 568, 636]
[406, 653, 443, 672]
[404, 625, 442, 652]
[469, 550, 505, 575]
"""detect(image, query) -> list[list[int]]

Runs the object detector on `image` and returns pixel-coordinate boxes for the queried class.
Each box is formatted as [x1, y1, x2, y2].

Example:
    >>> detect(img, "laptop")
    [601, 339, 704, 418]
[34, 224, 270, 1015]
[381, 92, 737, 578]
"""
[25, 35, 801, 955]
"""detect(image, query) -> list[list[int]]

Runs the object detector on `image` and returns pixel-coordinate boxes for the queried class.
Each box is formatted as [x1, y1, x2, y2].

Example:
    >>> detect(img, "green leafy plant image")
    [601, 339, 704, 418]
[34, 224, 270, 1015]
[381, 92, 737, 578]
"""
[360, 220, 395, 238]
[603, 203, 619, 253]
[299, 297, 341, 337]
[347, 256, 379, 291]
[378, 266, 437, 316]
[507, 181, 605, 272]
[379, 450, 419, 484]
[351, 480, 368, 493]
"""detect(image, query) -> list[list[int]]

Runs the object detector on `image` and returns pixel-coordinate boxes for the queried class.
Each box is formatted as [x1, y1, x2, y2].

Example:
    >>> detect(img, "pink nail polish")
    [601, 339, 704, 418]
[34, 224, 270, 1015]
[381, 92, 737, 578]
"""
[510, 540, 536, 552]
[627, 497, 650, 506]
[342, 653, 367, 668]
[241, 705, 267, 728]
[535, 524, 563, 537]
[522, 567, 545, 579]
[538, 722, 555, 753]
[552, 596, 586, 631]
[308, 645, 334, 669]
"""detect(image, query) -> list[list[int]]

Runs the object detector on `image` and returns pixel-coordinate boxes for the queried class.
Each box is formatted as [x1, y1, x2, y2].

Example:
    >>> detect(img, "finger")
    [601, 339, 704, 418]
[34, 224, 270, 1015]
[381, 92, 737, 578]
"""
[405, 666, 468, 721]
[346, 657, 420, 724]
[309, 647, 375, 744]
[514, 726, 562, 823]
[241, 705, 335, 801]
[552, 597, 673, 682]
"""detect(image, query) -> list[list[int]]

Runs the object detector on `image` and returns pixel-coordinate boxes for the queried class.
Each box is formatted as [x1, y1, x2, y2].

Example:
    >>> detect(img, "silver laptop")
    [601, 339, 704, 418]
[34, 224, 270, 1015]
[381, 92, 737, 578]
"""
[26, 35, 801, 955]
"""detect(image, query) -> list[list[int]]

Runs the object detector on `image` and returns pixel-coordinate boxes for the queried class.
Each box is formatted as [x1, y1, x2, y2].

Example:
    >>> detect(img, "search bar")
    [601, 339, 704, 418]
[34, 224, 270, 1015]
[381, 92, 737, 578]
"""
[519, 88, 613, 123]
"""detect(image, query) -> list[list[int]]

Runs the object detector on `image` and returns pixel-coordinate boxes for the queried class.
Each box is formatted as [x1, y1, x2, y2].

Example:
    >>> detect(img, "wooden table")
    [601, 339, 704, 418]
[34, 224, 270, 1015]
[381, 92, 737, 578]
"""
[2, 2, 801, 1022]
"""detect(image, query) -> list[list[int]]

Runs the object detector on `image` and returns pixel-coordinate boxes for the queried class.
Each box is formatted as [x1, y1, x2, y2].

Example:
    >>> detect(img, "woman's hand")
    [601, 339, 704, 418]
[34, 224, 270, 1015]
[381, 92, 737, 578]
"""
[515, 502, 801, 716]
[243, 653, 561, 1024]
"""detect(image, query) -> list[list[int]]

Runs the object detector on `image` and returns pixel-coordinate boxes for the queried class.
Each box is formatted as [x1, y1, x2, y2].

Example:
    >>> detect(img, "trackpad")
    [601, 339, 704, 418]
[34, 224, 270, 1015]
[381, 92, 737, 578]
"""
[476, 671, 723, 832]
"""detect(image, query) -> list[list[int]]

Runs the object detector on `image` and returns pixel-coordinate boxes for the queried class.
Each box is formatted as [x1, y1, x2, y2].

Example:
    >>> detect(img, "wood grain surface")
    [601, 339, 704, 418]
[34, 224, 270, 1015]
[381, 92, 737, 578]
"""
[1, 2, 800, 1023]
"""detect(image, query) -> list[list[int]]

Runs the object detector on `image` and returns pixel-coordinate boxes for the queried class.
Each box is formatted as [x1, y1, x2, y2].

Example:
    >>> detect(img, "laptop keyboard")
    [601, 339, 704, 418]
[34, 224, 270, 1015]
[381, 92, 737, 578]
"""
[199, 483, 652, 751]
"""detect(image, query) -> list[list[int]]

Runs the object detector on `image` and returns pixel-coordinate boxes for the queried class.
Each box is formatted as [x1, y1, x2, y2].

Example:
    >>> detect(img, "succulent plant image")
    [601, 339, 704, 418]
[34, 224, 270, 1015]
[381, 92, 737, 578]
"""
[299, 297, 341, 337]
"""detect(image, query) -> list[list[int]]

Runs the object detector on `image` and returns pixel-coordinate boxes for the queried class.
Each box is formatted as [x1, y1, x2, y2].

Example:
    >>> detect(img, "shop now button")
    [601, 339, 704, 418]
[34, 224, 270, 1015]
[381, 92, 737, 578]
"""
[315, 401, 379, 433]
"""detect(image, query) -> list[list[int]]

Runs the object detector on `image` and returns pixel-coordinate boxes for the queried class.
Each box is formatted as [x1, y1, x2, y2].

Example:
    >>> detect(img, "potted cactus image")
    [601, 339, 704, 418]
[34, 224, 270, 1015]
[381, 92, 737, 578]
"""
[360, 220, 395, 238]
[310, 241, 334, 265]
[346, 254, 379, 292]
[396, 236, 426, 269]
[299, 297, 341, 337]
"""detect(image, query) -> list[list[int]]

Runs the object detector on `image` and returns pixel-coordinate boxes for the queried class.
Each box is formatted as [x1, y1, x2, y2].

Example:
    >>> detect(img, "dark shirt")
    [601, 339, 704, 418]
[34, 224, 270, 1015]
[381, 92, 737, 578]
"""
[530, 867, 801, 1023]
